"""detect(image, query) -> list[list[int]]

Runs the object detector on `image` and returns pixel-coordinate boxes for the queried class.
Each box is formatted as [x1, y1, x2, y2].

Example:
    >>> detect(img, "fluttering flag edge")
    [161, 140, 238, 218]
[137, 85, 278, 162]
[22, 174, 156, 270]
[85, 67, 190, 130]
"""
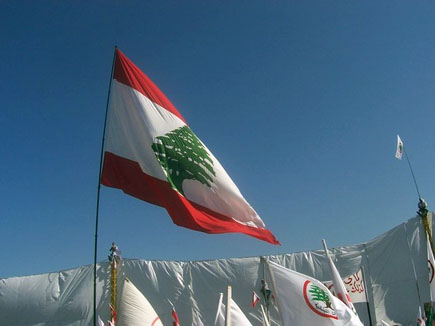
[102, 152, 280, 245]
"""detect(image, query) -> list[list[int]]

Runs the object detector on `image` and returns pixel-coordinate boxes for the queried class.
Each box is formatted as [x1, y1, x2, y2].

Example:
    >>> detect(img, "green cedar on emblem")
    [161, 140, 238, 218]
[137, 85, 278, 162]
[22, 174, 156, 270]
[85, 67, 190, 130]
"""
[151, 126, 216, 196]
[309, 284, 332, 309]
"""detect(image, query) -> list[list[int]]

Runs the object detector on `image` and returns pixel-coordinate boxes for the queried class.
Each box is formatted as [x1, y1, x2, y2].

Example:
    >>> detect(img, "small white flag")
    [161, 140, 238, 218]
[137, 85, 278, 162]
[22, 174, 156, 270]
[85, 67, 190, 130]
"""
[97, 315, 105, 326]
[417, 306, 426, 326]
[251, 291, 260, 308]
[395, 135, 403, 160]
[193, 312, 204, 326]
[214, 293, 253, 326]
[323, 240, 357, 315]
[380, 320, 390, 326]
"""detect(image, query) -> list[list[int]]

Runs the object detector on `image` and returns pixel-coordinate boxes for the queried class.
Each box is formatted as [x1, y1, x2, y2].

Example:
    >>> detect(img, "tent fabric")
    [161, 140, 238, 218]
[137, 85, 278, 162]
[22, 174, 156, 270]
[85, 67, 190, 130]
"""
[0, 214, 432, 326]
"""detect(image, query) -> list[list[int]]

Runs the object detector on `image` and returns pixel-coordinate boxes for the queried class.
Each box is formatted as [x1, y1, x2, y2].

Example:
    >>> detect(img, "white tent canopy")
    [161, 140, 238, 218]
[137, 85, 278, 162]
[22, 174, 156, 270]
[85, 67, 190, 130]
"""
[0, 214, 432, 326]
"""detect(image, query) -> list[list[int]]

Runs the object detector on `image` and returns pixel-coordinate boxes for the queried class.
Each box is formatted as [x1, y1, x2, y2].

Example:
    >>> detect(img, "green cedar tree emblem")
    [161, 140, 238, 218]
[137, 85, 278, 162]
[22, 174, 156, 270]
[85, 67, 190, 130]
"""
[151, 126, 216, 196]
[309, 284, 332, 309]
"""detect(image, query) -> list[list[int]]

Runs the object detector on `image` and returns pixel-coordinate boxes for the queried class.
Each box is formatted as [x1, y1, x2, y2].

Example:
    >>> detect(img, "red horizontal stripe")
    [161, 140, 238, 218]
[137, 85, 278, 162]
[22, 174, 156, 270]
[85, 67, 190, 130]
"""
[113, 48, 186, 124]
[101, 152, 280, 245]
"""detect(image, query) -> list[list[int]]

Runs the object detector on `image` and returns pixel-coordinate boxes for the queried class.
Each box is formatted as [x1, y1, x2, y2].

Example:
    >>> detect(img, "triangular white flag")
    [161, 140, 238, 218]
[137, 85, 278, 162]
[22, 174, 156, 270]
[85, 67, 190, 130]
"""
[97, 315, 105, 326]
[417, 306, 426, 326]
[267, 260, 364, 326]
[395, 135, 403, 160]
[252, 291, 260, 308]
[193, 312, 205, 326]
[117, 279, 163, 326]
[214, 293, 253, 326]
[323, 240, 358, 314]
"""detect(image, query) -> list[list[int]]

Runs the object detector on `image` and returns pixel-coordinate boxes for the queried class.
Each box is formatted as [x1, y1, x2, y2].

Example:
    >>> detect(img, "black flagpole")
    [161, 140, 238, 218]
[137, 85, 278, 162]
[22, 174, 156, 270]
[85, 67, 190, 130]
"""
[360, 266, 373, 326]
[93, 45, 117, 326]
[403, 147, 421, 200]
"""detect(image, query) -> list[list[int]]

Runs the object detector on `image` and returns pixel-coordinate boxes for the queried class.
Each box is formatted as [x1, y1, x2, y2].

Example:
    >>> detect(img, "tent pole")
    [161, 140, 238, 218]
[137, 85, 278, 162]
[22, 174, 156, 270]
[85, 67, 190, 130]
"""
[403, 222, 424, 311]
[362, 243, 378, 324]
[360, 266, 373, 326]
[93, 45, 117, 326]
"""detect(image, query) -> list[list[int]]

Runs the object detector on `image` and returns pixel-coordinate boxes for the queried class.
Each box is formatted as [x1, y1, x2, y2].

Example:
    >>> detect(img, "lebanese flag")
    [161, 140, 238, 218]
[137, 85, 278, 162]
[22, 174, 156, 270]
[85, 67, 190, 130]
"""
[101, 48, 279, 245]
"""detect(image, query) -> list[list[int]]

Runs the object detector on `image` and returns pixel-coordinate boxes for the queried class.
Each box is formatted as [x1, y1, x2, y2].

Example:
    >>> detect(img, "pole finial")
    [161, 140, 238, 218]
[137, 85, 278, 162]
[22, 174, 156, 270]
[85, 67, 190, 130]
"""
[418, 198, 428, 217]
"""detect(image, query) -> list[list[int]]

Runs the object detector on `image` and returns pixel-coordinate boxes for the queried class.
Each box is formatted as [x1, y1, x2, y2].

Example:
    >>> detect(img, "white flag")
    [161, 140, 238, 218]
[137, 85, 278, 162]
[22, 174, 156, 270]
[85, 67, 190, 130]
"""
[417, 306, 426, 326]
[379, 320, 390, 326]
[323, 240, 357, 314]
[97, 315, 105, 326]
[395, 135, 403, 160]
[193, 312, 204, 326]
[323, 269, 367, 303]
[117, 278, 163, 326]
[214, 293, 253, 326]
[267, 261, 364, 326]
[427, 236, 435, 302]
[251, 291, 260, 308]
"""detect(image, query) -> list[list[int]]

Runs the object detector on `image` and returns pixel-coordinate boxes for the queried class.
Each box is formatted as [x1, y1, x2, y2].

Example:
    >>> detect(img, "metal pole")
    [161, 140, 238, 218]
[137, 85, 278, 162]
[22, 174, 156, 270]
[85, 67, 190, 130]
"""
[362, 243, 378, 325]
[265, 260, 284, 326]
[322, 239, 330, 258]
[93, 46, 117, 326]
[403, 148, 421, 200]
[360, 266, 373, 326]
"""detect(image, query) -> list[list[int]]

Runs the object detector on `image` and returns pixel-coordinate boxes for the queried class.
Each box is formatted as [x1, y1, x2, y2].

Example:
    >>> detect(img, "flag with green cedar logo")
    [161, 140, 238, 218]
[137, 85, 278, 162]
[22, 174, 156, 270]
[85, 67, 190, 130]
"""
[101, 49, 279, 245]
[267, 261, 363, 326]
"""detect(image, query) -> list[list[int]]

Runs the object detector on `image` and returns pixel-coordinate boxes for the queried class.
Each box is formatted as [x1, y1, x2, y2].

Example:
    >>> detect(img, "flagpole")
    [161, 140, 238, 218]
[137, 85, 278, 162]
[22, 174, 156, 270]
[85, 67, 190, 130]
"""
[93, 45, 117, 326]
[108, 242, 120, 325]
[225, 286, 232, 326]
[261, 257, 267, 317]
[215, 293, 224, 326]
[403, 148, 421, 200]
[398, 138, 434, 257]
[322, 239, 330, 258]
[265, 260, 284, 326]
[362, 243, 378, 325]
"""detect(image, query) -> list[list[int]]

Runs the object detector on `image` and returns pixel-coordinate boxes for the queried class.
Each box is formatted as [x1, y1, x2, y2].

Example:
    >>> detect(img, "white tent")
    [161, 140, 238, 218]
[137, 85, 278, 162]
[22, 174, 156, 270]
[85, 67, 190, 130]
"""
[0, 214, 432, 326]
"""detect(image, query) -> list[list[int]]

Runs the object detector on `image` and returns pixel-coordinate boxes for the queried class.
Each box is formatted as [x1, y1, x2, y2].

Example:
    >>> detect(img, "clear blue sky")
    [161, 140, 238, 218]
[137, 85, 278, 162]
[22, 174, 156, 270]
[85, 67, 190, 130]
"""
[2, 1, 435, 279]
